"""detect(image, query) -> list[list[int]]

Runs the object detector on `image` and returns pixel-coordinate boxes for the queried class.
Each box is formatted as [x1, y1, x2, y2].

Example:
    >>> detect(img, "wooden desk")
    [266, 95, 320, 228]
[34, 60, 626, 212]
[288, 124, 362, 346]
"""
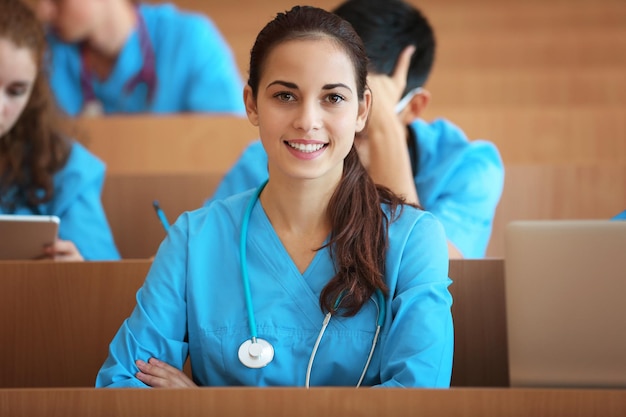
[449, 259, 508, 387]
[0, 261, 150, 388]
[0, 259, 507, 389]
[0, 387, 624, 417]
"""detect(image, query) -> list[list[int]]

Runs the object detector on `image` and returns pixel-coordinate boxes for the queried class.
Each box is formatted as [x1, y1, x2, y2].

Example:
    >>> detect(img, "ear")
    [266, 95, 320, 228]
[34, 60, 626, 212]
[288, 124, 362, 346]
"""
[355, 88, 372, 133]
[399, 88, 431, 124]
[243, 85, 259, 127]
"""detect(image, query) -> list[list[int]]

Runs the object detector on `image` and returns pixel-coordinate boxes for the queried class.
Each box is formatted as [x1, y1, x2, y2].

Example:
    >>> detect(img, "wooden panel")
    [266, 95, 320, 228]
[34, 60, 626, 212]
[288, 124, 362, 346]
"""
[0, 259, 507, 388]
[71, 115, 258, 175]
[425, 69, 626, 108]
[0, 261, 150, 388]
[487, 164, 626, 258]
[174, 0, 626, 72]
[420, 107, 626, 165]
[102, 173, 222, 259]
[449, 259, 508, 387]
[1, 387, 625, 417]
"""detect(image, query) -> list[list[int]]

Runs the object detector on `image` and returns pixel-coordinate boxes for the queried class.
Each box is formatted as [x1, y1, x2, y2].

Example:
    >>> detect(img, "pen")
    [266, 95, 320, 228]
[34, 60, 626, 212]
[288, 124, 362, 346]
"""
[152, 200, 170, 232]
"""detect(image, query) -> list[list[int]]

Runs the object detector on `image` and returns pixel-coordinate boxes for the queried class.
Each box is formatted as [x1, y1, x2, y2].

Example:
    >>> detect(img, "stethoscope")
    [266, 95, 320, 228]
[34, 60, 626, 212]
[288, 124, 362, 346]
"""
[79, 7, 157, 115]
[237, 181, 386, 387]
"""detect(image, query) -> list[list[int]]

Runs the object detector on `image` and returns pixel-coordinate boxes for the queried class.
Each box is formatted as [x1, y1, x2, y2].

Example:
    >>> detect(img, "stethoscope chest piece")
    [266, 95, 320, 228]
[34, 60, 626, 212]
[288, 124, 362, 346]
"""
[238, 338, 274, 368]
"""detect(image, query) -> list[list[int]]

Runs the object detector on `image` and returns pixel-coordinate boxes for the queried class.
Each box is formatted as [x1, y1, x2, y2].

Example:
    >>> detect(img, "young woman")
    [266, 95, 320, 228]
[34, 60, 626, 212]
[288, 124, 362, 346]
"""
[207, 0, 505, 260]
[0, 0, 120, 260]
[96, 6, 452, 388]
[36, 0, 245, 116]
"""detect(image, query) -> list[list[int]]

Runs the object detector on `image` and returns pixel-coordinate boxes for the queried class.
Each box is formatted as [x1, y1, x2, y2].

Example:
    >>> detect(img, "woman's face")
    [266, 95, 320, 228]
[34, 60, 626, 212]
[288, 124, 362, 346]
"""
[245, 37, 370, 185]
[0, 39, 37, 138]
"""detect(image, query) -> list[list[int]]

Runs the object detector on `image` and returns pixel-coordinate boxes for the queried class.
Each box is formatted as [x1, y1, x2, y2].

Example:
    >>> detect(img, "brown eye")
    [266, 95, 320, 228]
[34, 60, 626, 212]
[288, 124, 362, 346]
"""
[8, 83, 29, 97]
[326, 93, 345, 104]
[274, 92, 295, 102]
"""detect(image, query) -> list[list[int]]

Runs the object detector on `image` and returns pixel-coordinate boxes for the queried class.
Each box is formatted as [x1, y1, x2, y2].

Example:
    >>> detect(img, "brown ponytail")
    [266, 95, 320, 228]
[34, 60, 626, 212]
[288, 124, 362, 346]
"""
[320, 146, 407, 316]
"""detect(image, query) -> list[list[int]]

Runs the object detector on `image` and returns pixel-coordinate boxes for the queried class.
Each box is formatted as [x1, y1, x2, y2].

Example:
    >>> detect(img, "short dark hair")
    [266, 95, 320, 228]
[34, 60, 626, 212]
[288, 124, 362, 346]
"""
[333, 0, 436, 95]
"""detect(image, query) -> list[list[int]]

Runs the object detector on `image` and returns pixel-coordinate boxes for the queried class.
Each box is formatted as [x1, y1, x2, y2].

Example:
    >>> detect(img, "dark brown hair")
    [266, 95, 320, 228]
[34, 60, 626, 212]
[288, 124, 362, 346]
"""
[248, 6, 408, 316]
[0, 0, 70, 212]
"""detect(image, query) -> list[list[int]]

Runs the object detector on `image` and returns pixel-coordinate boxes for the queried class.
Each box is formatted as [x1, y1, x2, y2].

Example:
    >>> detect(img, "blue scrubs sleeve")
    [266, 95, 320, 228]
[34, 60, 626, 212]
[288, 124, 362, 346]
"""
[378, 211, 453, 387]
[429, 142, 504, 258]
[613, 210, 626, 220]
[183, 15, 244, 115]
[57, 176, 120, 261]
[52, 143, 120, 260]
[96, 214, 190, 388]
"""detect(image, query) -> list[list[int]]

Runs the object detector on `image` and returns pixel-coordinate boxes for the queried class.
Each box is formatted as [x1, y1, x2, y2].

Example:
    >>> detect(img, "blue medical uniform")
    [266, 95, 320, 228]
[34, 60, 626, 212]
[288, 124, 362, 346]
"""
[1, 142, 120, 260]
[47, 3, 245, 116]
[206, 118, 504, 258]
[613, 210, 626, 220]
[96, 189, 453, 387]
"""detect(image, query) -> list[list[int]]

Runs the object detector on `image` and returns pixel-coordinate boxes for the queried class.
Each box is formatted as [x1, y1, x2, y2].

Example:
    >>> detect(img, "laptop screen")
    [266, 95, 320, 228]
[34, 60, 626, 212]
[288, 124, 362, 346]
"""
[505, 220, 626, 388]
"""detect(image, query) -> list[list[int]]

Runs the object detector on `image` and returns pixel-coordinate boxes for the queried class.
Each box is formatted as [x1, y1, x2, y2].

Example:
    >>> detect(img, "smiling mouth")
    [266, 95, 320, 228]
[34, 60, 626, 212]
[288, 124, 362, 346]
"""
[285, 141, 327, 153]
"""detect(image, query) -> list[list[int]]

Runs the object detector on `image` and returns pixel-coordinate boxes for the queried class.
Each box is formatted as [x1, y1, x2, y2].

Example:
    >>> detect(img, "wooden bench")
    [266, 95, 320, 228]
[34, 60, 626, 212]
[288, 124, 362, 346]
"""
[0, 259, 507, 388]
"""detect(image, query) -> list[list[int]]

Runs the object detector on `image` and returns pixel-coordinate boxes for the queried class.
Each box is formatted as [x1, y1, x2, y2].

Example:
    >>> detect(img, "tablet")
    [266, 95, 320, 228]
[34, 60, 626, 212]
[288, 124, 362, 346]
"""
[0, 214, 60, 260]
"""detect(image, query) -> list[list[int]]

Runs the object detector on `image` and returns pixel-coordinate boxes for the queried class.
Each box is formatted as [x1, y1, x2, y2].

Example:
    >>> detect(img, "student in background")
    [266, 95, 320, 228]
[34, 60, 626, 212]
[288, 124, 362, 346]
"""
[96, 6, 452, 388]
[0, 0, 120, 260]
[207, 0, 505, 259]
[35, 0, 245, 116]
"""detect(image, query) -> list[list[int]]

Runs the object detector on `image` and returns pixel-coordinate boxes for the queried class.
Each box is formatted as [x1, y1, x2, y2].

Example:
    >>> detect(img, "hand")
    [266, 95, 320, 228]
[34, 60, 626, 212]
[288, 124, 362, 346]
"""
[365, 45, 414, 140]
[135, 358, 197, 388]
[360, 45, 419, 205]
[42, 239, 84, 261]
[367, 46, 415, 119]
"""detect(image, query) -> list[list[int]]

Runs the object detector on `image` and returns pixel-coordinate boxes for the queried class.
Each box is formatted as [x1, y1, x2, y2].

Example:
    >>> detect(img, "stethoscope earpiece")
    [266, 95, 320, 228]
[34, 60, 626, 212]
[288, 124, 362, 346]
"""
[238, 338, 274, 368]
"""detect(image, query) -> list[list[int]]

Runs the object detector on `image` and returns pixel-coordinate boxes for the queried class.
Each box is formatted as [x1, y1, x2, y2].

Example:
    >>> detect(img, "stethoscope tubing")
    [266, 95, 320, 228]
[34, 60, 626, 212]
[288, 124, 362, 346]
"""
[239, 180, 267, 342]
[239, 180, 386, 386]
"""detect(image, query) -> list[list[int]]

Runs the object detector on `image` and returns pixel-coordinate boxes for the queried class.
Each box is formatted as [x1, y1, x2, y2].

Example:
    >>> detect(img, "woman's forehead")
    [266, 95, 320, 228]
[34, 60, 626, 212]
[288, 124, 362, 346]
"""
[261, 38, 357, 84]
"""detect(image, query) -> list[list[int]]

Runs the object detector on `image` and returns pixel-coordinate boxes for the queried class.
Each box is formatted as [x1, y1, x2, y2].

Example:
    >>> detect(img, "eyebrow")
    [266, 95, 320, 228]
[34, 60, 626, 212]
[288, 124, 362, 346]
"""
[266, 80, 352, 93]
[9, 81, 32, 88]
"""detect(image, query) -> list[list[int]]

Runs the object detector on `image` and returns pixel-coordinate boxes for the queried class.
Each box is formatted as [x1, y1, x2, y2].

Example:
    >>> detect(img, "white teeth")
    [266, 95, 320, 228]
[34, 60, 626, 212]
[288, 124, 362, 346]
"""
[287, 142, 325, 153]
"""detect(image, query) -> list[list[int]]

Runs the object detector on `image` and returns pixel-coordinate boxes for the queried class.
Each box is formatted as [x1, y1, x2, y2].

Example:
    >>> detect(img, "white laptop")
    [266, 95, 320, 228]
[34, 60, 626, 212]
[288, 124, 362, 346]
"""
[504, 220, 626, 388]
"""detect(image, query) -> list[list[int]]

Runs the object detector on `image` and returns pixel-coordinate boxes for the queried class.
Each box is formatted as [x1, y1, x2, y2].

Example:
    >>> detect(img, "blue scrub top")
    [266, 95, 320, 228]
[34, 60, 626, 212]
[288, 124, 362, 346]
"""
[47, 3, 245, 116]
[613, 210, 626, 220]
[96, 189, 453, 387]
[206, 118, 504, 258]
[0, 142, 120, 260]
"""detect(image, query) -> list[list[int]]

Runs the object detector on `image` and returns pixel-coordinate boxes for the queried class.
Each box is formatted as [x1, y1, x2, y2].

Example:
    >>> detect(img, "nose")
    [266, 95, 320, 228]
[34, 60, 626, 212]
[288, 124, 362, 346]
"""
[35, 0, 56, 23]
[293, 99, 323, 132]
